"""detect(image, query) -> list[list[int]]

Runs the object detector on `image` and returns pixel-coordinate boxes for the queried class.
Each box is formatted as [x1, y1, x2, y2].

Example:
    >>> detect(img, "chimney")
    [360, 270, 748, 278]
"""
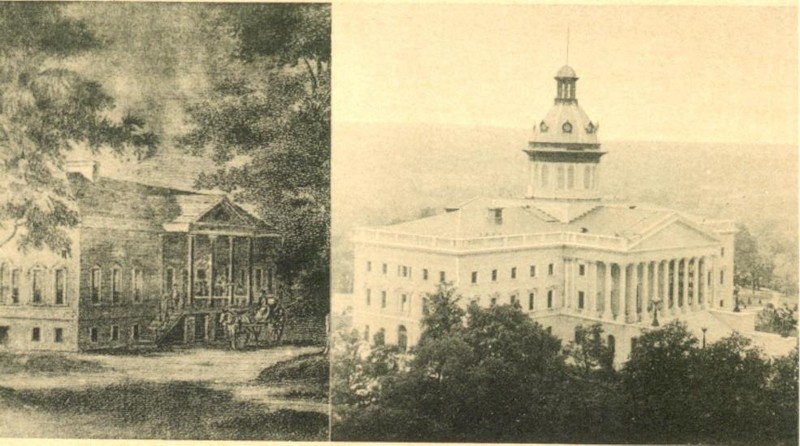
[491, 208, 503, 225]
[65, 160, 99, 182]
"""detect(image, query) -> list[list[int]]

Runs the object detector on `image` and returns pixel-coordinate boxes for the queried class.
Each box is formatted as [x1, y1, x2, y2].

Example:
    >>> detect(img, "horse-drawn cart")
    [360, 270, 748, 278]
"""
[223, 302, 287, 349]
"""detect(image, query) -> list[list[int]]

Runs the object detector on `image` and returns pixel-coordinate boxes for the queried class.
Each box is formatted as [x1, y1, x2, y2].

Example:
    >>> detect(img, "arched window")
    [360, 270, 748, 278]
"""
[398, 325, 408, 351]
[11, 268, 21, 304]
[55, 268, 67, 305]
[111, 266, 122, 304]
[91, 267, 102, 303]
[31, 267, 45, 304]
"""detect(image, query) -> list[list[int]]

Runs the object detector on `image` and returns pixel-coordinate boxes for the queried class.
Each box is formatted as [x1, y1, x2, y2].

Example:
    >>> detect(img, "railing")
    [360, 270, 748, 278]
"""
[353, 228, 629, 252]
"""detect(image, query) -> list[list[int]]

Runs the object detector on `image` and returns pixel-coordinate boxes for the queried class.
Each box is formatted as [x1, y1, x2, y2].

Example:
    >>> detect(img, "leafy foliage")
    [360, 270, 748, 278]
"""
[180, 4, 330, 316]
[756, 303, 798, 337]
[333, 288, 799, 444]
[0, 3, 158, 254]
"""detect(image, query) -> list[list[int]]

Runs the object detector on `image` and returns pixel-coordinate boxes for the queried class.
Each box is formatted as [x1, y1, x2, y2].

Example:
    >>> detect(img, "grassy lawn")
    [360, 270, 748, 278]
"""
[0, 348, 329, 440]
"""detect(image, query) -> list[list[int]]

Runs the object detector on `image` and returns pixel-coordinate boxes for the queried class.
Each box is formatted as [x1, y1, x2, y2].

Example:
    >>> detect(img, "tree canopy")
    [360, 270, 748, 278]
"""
[333, 285, 799, 444]
[0, 3, 158, 254]
[180, 4, 330, 316]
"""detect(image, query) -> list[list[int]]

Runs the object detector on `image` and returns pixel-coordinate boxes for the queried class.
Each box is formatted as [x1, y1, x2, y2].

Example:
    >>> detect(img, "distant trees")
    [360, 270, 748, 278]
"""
[0, 3, 158, 254]
[332, 284, 799, 444]
[757, 303, 798, 337]
[735, 223, 797, 298]
[180, 4, 330, 316]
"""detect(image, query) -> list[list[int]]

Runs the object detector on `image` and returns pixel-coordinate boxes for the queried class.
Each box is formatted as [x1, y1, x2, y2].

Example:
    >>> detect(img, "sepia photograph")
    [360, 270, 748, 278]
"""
[331, 3, 798, 444]
[0, 2, 330, 441]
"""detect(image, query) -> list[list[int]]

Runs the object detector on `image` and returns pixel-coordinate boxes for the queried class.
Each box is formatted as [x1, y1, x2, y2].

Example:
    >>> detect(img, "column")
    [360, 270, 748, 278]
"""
[660, 260, 668, 315]
[186, 234, 195, 307]
[588, 261, 597, 317]
[692, 257, 700, 311]
[603, 263, 612, 320]
[642, 261, 650, 322]
[699, 257, 706, 309]
[681, 258, 689, 313]
[710, 256, 717, 309]
[209, 235, 216, 300]
[619, 263, 627, 322]
[564, 258, 571, 310]
[247, 237, 254, 305]
[228, 236, 235, 304]
[669, 260, 677, 315]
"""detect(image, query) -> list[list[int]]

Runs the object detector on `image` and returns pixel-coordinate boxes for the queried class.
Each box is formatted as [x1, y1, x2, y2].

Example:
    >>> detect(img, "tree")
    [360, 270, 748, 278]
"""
[0, 3, 158, 254]
[564, 323, 614, 377]
[180, 4, 330, 316]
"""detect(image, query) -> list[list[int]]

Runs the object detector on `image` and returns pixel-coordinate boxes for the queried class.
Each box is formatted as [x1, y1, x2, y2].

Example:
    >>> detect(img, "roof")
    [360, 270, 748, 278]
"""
[383, 201, 674, 241]
[530, 101, 599, 146]
[556, 65, 577, 78]
[69, 173, 274, 234]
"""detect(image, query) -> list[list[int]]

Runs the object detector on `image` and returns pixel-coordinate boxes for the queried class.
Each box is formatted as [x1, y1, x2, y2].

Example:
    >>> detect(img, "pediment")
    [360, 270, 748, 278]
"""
[630, 218, 719, 251]
[197, 200, 253, 226]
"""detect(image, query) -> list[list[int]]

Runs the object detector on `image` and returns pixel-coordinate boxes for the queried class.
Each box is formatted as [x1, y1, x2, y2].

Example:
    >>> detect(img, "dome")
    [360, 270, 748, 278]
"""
[556, 65, 577, 78]
[530, 102, 599, 146]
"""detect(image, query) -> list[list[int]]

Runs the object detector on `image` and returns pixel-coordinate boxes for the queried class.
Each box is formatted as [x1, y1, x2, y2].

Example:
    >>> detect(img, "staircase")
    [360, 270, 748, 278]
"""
[150, 312, 186, 345]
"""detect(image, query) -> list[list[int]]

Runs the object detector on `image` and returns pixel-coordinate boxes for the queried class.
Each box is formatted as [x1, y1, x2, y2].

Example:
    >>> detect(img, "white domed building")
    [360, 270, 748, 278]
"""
[350, 65, 781, 365]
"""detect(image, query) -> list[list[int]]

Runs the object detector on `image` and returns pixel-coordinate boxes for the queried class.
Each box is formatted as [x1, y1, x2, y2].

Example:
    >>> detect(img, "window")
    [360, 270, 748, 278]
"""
[423, 269, 429, 280]
[11, 269, 20, 304]
[54, 328, 63, 343]
[530, 265, 536, 277]
[510, 295, 517, 306]
[548, 264, 554, 275]
[91, 267, 101, 303]
[721, 247, 725, 257]
[381, 291, 387, 308]
[111, 268, 121, 303]
[55, 269, 66, 305]
[720, 271, 724, 285]
[398, 325, 408, 351]
[547, 290, 553, 308]
[562, 121, 573, 133]
[90, 327, 98, 343]
[367, 261, 372, 272]
[491, 269, 498, 281]
[511, 267, 517, 279]
[493, 208, 503, 225]
[32, 327, 40, 342]
[578, 291, 585, 309]
[584, 165, 592, 189]
[401, 266, 408, 277]
[439, 271, 446, 282]
[132, 269, 143, 302]
[567, 165, 575, 189]
[132, 324, 140, 341]
[382, 263, 387, 274]
[401, 294, 408, 312]
[363, 325, 370, 341]
[111, 325, 119, 341]
[471, 271, 477, 284]
[490, 296, 497, 306]
[32, 268, 44, 303]
[366, 289, 371, 306]
[579, 264, 585, 276]
[528, 292, 535, 310]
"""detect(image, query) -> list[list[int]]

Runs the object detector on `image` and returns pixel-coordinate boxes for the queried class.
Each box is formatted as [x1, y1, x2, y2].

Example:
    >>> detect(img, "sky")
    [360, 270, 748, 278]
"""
[333, 4, 797, 145]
